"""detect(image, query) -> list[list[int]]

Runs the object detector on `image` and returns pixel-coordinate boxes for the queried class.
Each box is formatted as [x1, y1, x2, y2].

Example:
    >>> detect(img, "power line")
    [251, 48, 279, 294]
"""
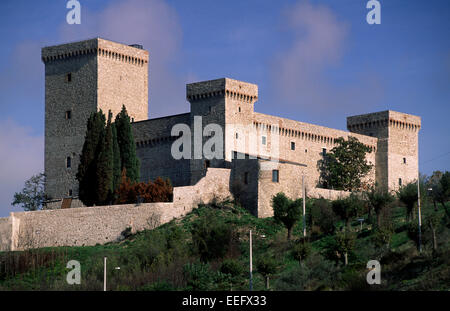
[420, 150, 450, 166]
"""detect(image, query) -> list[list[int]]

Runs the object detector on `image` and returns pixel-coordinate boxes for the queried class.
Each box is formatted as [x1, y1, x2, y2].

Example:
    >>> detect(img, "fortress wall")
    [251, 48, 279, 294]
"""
[308, 188, 350, 201]
[0, 217, 12, 251]
[132, 114, 191, 186]
[1, 168, 231, 251]
[252, 112, 377, 190]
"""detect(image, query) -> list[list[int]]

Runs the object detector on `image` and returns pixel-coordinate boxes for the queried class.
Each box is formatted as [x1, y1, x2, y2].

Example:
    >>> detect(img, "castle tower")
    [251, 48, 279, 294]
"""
[186, 78, 258, 183]
[347, 110, 421, 191]
[42, 38, 149, 201]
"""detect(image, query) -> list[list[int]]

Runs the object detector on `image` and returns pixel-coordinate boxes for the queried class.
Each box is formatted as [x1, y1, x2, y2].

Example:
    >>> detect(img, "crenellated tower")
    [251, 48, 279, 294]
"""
[42, 38, 149, 201]
[186, 78, 258, 183]
[347, 110, 421, 191]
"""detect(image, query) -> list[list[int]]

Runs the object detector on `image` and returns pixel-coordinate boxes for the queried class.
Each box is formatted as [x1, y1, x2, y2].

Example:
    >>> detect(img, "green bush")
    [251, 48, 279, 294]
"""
[292, 240, 312, 263]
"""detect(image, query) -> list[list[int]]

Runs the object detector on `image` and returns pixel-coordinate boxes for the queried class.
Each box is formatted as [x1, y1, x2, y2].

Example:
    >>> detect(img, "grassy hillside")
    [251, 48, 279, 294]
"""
[0, 199, 449, 291]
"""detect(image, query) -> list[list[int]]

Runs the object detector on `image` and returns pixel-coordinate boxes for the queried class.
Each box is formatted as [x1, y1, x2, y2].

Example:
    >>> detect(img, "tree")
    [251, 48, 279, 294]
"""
[111, 122, 122, 195]
[256, 256, 278, 290]
[292, 238, 311, 265]
[396, 182, 418, 222]
[365, 185, 395, 228]
[331, 193, 364, 230]
[334, 231, 356, 266]
[430, 171, 450, 216]
[309, 198, 337, 235]
[96, 113, 114, 205]
[115, 105, 140, 183]
[272, 193, 301, 240]
[12, 173, 46, 211]
[318, 136, 373, 191]
[77, 110, 106, 206]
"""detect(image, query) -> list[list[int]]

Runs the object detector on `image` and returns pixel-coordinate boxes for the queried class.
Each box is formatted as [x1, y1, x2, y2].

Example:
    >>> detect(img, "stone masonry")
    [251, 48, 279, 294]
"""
[42, 38, 421, 219]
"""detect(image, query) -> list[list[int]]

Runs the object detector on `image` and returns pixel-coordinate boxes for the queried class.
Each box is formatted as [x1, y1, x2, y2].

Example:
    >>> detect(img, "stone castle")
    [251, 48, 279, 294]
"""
[42, 38, 421, 217]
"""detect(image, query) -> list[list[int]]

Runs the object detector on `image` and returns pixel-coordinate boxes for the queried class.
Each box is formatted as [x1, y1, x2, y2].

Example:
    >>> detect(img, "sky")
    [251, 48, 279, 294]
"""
[0, 0, 449, 216]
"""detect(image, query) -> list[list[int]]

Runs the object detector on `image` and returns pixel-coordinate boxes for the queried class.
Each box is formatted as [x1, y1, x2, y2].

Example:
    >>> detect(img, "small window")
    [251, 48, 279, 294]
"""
[272, 170, 279, 183]
[403, 157, 406, 164]
[131, 118, 134, 122]
[65, 110, 71, 120]
[291, 142, 295, 150]
[236, 133, 239, 139]
[399, 178, 402, 186]
[322, 148, 327, 156]
[66, 73, 72, 82]
[262, 136, 267, 145]
[232, 151, 238, 159]
[244, 172, 249, 185]
[68, 189, 73, 197]
[66, 156, 71, 169]
[238, 107, 241, 112]
[305, 149, 308, 153]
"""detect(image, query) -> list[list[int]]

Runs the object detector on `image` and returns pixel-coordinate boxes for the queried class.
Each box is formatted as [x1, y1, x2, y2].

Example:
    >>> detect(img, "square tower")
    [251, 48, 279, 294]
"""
[186, 78, 258, 183]
[42, 38, 149, 201]
[347, 110, 421, 191]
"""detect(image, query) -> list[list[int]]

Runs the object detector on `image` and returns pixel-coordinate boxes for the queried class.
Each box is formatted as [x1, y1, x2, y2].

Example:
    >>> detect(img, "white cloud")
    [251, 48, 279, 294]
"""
[270, 0, 383, 115]
[0, 119, 43, 217]
[59, 0, 189, 117]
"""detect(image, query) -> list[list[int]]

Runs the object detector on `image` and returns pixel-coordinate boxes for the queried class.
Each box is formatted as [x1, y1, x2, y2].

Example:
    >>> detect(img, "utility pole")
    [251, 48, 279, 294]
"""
[302, 175, 306, 237]
[104, 257, 107, 291]
[249, 230, 253, 291]
[417, 177, 422, 253]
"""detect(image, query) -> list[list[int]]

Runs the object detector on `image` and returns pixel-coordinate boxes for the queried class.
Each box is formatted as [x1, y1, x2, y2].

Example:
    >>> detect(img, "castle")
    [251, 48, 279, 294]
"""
[42, 38, 421, 217]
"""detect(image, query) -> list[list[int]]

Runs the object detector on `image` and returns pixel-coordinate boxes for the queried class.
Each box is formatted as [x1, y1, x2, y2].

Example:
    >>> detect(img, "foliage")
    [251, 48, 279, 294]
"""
[12, 173, 47, 211]
[115, 169, 173, 204]
[372, 227, 393, 249]
[331, 193, 364, 229]
[190, 211, 236, 262]
[292, 239, 312, 263]
[183, 262, 226, 291]
[96, 114, 114, 205]
[365, 185, 395, 227]
[334, 231, 356, 265]
[317, 136, 373, 191]
[77, 110, 106, 206]
[115, 105, 140, 183]
[309, 198, 337, 235]
[272, 193, 301, 240]
[397, 182, 418, 222]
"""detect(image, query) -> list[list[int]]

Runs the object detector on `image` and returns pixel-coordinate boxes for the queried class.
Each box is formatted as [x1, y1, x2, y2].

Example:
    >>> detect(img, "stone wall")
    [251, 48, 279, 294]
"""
[0, 217, 12, 252]
[0, 168, 232, 251]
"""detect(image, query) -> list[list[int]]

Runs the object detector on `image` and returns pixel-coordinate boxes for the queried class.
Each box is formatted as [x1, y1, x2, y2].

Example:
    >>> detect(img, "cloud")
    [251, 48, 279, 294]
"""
[0, 119, 43, 217]
[270, 0, 383, 116]
[58, 0, 189, 117]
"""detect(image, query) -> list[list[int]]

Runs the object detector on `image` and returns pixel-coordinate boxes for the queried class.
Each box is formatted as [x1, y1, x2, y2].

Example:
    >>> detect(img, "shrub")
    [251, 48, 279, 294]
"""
[191, 211, 236, 262]
[292, 240, 312, 264]
[310, 198, 337, 235]
[183, 262, 226, 291]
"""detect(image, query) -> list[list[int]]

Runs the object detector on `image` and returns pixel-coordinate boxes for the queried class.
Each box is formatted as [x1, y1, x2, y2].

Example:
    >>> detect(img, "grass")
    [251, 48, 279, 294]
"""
[0, 200, 448, 291]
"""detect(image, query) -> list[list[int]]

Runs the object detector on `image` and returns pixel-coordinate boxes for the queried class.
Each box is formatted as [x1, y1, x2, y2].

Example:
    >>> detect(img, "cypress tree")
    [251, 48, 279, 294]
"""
[115, 105, 140, 182]
[111, 122, 122, 197]
[96, 111, 114, 205]
[76, 110, 106, 206]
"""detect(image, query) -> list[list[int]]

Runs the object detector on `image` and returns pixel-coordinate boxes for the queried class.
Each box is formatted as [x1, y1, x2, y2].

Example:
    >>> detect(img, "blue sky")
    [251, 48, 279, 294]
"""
[0, 0, 449, 216]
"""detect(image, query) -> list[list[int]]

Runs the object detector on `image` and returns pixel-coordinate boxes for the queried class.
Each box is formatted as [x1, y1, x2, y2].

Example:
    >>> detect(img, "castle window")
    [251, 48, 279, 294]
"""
[322, 148, 327, 156]
[236, 133, 239, 139]
[68, 189, 73, 197]
[65, 110, 71, 120]
[66, 156, 71, 169]
[262, 136, 267, 145]
[272, 170, 279, 183]
[305, 149, 308, 153]
[239, 107, 241, 112]
[291, 142, 295, 150]
[403, 157, 406, 164]
[399, 178, 402, 186]
[66, 73, 72, 82]
[244, 172, 249, 185]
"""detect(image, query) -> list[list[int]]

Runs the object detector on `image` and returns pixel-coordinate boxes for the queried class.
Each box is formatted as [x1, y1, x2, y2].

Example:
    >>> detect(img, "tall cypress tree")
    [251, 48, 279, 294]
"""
[96, 112, 114, 205]
[77, 110, 106, 206]
[115, 105, 140, 182]
[111, 122, 122, 196]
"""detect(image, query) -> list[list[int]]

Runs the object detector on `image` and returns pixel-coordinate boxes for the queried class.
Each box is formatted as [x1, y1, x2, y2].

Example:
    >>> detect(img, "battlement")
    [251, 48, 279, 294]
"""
[42, 38, 149, 66]
[186, 78, 258, 103]
[347, 110, 421, 133]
